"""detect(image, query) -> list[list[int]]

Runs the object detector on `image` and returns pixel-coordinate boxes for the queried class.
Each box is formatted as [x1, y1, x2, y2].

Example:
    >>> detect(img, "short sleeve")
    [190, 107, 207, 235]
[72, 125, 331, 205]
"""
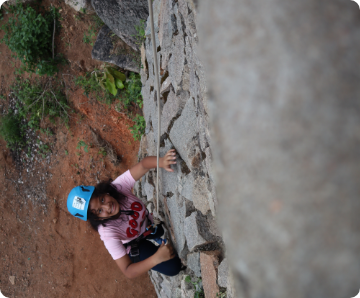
[111, 170, 136, 194]
[102, 238, 128, 260]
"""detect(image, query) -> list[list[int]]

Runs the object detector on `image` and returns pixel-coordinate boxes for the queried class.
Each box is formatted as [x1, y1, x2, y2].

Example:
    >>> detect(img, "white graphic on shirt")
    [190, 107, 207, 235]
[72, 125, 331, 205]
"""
[72, 196, 86, 210]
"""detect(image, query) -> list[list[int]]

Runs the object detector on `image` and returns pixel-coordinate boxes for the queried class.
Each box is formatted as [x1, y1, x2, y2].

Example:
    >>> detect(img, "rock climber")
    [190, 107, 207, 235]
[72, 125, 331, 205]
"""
[66, 149, 182, 278]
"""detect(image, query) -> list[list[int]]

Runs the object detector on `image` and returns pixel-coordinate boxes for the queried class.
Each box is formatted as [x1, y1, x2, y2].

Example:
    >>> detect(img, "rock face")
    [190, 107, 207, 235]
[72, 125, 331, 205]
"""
[92, 26, 140, 73]
[65, 0, 95, 13]
[91, 0, 149, 51]
[198, 0, 360, 298]
[133, 0, 229, 296]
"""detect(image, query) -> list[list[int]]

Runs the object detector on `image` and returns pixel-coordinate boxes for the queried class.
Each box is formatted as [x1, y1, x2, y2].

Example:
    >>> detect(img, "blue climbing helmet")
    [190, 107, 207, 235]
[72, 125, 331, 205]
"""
[67, 185, 95, 221]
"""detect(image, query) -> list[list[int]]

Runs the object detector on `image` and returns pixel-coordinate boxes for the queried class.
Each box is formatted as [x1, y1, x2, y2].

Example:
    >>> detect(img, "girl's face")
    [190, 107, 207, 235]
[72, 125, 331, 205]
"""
[89, 193, 120, 219]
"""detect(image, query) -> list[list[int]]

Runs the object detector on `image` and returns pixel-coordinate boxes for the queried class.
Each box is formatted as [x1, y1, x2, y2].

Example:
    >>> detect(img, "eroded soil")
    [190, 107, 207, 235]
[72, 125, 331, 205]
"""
[0, 1, 156, 297]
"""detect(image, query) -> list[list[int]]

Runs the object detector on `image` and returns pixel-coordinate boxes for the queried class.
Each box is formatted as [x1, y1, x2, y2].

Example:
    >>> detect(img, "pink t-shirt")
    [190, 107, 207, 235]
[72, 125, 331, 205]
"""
[98, 170, 152, 260]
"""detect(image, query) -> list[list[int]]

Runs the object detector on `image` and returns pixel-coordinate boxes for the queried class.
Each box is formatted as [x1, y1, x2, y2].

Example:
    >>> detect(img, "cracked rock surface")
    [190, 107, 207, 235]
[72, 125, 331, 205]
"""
[134, 0, 233, 296]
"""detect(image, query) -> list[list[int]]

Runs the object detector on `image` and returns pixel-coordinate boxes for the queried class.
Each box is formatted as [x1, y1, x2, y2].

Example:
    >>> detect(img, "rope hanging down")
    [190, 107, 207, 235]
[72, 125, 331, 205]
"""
[147, 0, 161, 215]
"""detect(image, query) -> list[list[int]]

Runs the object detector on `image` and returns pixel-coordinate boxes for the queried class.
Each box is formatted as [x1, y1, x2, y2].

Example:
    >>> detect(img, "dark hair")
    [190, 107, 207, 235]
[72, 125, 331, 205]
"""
[87, 180, 128, 231]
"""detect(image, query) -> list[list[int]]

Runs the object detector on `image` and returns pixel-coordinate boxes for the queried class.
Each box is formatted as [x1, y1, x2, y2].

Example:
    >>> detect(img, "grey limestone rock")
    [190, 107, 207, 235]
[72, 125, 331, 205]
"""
[160, 278, 172, 298]
[158, 0, 177, 50]
[65, 0, 95, 13]
[144, 181, 155, 201]
[169, 97, 199, 169]
[180, 173, 194, 202]
[192, 176, 211, 215]
[168, 30, 185, 92]
[92, 26, 140, 72]
[142, 79, 156, 128]
[160, 89, 181, 135]
[91, 0, 149, 51]
[184, 212, 207, 251]
[145, 0, 161, 36]
[218, 258, 229, 288]
[166, 196, 186, 254]
[187, 252, 201, 277]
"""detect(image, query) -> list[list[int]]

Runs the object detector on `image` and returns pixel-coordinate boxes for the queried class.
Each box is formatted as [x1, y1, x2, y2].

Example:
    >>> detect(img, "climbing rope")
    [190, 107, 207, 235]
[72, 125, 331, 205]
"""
[147, 0, 161, 216]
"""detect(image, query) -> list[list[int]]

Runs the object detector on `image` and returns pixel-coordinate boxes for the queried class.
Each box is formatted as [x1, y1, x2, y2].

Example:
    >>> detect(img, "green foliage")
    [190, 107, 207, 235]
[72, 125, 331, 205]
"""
[1, 2, 62, 76]
[83, 26, 97, 46]
[133, 19, 146, 47]
[216, 291, 227, 298]
[75, 67, 126, 105]
[98, 147, 107, 157]
[74, 70, 113, 105]
[185, 276, 205, 298]
[37, 139, 50, 158]
[0, 109, 25, 149]
[83, 15, 104, 46]
[130, 115, 145, 141]
[40, 127, 54, 136]
[91, 14, 104, 29]
[11, 78, 70, 130]
[65, 149, 68, 155]
[76, 140, 89, 153]
[123, 72, 143, 108]
[93, 67, 126, 96]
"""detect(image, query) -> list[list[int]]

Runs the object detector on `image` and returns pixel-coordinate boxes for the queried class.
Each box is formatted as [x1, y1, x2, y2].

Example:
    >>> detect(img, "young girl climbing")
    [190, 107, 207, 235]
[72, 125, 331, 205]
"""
[66, 149, 182, 278]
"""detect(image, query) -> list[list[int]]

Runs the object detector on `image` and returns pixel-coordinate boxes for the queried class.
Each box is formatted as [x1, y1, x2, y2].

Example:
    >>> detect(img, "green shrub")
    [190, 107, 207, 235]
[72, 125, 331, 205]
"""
[74, 70, 118, 105]
[1, 3, 62, 76]
[11, 79, 70, 130]
[130, 114, 145, 141]
[133, 19, 146, 47]
[123, 72, 143, 108]
[83, 15, 104, 46]
[0, 109, 25, 148]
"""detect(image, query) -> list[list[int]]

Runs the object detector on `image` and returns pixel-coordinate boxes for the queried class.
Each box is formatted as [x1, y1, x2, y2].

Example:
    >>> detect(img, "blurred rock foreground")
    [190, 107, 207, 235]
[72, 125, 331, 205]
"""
[198, 0, 360, 297]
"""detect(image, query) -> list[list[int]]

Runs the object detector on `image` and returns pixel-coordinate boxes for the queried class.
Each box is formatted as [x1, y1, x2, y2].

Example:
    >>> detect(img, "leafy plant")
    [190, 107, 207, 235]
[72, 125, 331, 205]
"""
[0, 109, 25, 149]
[83, 14, 104, 46]
[123, 72, 142, 108]
[185, 276, 205, 298]
[93, 67, 126, 96]
[75, 70, 114, 105]
[37, 140, 50, 158]
[1, 3, 62, 76]
[133, 19, 146, 47]
[83, 26, 97, 46]
[11, 78, 70, 130]
[216, 291, 227, 298]
[130, 115, 145, 141]
[77, 140, 89, 153]
[40, 127, 54, 136]
[91, 14, 104, 29]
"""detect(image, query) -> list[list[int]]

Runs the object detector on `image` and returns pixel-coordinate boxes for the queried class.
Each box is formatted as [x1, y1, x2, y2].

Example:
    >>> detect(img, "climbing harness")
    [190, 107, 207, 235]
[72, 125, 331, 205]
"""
[125, 222, 167, 262]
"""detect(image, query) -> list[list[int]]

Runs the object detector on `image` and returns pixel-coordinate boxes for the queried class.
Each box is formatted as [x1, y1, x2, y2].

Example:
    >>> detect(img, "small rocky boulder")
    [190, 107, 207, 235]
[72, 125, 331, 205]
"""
[91, 0, 149, 52]
[92, 26, 140, 73]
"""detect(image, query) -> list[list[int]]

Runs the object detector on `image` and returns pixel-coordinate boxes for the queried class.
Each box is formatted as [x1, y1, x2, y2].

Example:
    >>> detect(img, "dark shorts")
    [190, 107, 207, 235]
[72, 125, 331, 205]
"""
[129, 224, 182, 276]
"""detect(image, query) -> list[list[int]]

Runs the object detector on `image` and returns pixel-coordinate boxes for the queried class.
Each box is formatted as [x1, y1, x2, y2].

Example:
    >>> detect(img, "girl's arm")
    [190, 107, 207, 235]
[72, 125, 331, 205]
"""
[114, 242, 176, 279]
[129, 149, 176, 181]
